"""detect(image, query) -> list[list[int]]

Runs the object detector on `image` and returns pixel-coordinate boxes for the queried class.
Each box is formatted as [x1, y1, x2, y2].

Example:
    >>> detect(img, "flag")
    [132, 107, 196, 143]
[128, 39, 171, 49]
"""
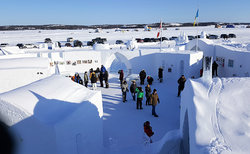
[193, 9, 199, 26]
[157, 32, 160, 38]
[157, 20, 162, 38]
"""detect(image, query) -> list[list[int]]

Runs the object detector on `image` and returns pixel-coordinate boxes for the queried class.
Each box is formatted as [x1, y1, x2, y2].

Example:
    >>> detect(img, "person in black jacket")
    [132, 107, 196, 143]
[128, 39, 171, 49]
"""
[130, 80, 137, 101]
[99, 72, 104, 87]
[147, 76, 154, 85]
[90, 72, 97, 90]
[177, 75, 186, 97]
[158, 67, 163, 82]
[104, 70, 109, 88]
[139, 69, 146, 85]
[212, 61, 218, 77]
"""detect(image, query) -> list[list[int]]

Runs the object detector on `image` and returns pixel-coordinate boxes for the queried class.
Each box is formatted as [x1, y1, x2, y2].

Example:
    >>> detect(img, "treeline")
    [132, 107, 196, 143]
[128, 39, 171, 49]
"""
[0, 22, 249, 31]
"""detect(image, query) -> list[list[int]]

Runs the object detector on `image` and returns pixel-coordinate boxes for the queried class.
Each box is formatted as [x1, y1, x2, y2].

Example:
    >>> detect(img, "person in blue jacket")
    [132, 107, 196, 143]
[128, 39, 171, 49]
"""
[101, 65, 106, 74]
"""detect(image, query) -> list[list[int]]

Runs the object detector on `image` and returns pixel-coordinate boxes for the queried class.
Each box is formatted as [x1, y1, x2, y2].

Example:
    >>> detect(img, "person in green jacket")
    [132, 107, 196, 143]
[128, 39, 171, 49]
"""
[135, 86, 144, 109]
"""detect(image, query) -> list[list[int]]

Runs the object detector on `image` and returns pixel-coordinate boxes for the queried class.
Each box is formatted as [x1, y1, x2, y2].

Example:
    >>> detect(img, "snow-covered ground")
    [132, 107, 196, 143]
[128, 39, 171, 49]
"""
[1, 26, 250, 154]
[1, 26, 250, 47]
[101, 74, 180, 153]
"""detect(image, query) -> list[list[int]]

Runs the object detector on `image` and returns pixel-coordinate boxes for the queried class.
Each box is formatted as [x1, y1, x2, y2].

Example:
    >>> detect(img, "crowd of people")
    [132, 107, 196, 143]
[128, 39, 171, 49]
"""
[71, 65, 188, 143]
[71, 65, 109, 90]
[70, 59, 222, 144]
[119, 68, 188, 118]
[119, 68, 165, 118]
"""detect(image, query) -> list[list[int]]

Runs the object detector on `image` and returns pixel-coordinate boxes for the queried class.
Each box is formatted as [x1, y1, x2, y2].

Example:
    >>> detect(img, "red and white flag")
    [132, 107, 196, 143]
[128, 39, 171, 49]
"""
[157, 21, 162, 38]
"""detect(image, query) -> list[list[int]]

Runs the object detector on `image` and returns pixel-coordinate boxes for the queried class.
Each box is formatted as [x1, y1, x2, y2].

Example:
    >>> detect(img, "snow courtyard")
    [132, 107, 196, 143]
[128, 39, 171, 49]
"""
[0, 26, 250, 154]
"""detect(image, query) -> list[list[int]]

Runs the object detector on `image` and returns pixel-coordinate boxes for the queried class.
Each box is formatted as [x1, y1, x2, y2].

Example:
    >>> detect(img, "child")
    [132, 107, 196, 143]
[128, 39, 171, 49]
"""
[144, 121, 154, 143]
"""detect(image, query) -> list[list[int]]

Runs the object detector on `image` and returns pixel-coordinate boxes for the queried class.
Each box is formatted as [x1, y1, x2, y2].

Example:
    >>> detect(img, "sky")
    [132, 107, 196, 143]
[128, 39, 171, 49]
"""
[0, 0, 250, 25]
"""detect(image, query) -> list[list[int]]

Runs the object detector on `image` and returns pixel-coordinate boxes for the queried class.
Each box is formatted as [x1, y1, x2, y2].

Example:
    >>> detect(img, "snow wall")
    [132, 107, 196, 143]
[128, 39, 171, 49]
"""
[103, 50, 203, 80]
[0, 57, 52, 93]
[186, 39, 250, 77]
[0, 75, 103, 154]
[0, 49, 203, 93]
[180, 77, 250, 154]
[128, 51, 203, 80]
[38, 51, 102, 76]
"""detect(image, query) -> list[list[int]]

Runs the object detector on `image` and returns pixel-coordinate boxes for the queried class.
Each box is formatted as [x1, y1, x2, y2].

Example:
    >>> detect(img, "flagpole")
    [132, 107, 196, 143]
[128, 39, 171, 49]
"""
[196, 23, 198, 52]
[160, 20, 162, 52]
[195, 9, 199, 52]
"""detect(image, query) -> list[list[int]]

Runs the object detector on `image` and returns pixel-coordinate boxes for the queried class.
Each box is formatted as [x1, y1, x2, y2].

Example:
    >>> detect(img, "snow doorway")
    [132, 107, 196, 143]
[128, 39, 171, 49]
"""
[106, 52, 132, 75]
[181, 110, 190, 154]
[179, 60, 184, 76]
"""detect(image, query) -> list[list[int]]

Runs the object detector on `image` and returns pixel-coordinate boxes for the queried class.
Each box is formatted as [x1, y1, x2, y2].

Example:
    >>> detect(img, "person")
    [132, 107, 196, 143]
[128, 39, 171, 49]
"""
[121, 80, 129, 102]
[104, 70, 109, 88]
[145, 84, 152, 105]
[71, 72, 83, 85]
[147, 76, 154, 85]
[58, 42, 61, 48]
[158, 67, 163, 82]
[84, 71, 88, 87]
[95, 67, 100, 81]
[135, 87, 144, 109]
[151, 89, 160, 117]
[118, 70, 124, 86]
[212, 61, 218, 77]
[139, 69, 146, 85]
[101, 65, 106, 74]
[200, 68, 203, 77]
[99, 71, 104, 87]
[130, 80, 137, 101]
[89, 68, 94, 74]
[90, 72, 97, 90]
[177, 75, 186, 97]
[144, 121, 154, 143]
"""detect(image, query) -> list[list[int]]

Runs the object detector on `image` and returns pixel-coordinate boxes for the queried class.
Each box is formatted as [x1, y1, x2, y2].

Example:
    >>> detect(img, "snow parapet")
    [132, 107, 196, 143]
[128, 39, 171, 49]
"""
[176, 32, 189, 46]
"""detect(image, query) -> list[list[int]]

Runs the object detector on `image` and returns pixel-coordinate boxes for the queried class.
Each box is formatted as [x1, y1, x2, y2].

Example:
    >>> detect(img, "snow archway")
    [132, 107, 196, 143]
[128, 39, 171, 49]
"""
[105, 52, 132, 74]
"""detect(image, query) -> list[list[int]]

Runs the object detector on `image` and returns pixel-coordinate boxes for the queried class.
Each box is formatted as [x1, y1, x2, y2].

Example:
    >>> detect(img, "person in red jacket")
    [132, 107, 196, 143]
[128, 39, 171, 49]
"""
[144, 121, 154, 143]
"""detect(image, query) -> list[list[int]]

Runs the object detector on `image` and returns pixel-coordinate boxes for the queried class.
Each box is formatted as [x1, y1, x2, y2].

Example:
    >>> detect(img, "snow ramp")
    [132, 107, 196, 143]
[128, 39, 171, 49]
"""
[180, 77, 250, 154]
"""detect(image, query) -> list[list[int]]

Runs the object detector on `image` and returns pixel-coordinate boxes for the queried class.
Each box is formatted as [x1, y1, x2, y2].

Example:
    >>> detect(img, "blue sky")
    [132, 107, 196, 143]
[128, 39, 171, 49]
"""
[1, 0, 250, 25]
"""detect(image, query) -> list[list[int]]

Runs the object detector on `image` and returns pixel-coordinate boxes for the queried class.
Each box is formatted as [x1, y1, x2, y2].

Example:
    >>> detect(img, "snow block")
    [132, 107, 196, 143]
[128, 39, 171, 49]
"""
[0, 75, 103, 154]
[180, 77, 250, 154]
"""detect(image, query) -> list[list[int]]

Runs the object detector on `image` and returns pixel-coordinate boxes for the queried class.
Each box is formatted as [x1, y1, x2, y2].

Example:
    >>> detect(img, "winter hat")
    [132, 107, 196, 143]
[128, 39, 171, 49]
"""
[144, 121, 150, 126]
